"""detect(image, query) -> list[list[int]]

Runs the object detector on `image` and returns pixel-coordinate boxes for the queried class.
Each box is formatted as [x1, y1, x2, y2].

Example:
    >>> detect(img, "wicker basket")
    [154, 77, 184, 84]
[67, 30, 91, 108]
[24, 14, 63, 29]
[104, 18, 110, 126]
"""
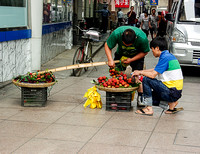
[12, 79, 56, 88]
[95, 85, 138, 92]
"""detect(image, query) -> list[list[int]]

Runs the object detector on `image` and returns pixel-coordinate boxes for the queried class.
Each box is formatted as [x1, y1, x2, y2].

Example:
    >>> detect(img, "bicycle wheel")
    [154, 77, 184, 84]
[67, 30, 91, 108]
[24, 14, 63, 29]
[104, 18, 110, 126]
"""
[84, 42, 93, 71]
[72, 47, 84, 76]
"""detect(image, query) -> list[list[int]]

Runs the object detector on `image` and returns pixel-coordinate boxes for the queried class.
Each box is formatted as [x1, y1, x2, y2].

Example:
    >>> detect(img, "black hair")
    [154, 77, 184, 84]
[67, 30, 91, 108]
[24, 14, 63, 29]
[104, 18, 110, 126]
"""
[150, 36, 168, 51]
[122, 29, 136, 44]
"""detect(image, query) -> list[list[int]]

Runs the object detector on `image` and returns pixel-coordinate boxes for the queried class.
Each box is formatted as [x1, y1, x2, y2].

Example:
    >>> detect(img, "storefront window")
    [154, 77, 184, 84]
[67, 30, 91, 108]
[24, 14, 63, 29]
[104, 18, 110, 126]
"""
[43, 0, 72, 24]
[0, 0, 27, 29]
[0, 0, 26, 7]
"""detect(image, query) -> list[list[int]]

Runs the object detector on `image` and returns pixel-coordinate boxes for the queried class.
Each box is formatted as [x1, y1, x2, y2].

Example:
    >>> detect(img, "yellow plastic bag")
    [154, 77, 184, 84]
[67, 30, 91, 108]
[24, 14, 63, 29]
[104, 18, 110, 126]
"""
[83, 86, 102, 109]
[120, 56, 129, 67]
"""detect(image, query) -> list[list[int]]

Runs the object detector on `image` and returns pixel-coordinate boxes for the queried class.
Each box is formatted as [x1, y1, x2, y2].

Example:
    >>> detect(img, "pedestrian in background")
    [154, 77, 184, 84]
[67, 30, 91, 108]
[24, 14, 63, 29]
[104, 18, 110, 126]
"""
[96, 5, 111, 33]
[117, 8, 124, 27]
[127, 6, 136, 26]
[140, 11, 149, 37]
[149, 9, 158, 39]
[157, 11, 167, 37]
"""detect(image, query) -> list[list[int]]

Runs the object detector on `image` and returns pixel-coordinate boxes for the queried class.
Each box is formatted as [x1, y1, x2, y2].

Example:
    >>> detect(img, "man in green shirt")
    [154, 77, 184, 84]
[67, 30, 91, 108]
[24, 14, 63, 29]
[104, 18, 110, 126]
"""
[105, 26, 150, 106]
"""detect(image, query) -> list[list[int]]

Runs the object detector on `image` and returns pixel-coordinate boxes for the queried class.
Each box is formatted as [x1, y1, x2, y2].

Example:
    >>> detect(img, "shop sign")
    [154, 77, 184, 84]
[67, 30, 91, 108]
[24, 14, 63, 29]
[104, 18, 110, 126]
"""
[62, 0, 72, 4]
[150, 0, 158, 5]
[115, 0, 129, 8]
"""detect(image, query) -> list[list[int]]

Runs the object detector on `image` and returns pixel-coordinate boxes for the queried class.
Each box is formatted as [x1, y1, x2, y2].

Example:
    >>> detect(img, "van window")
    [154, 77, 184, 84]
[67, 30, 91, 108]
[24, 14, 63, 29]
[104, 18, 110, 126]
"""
[178, 0, 200, 22]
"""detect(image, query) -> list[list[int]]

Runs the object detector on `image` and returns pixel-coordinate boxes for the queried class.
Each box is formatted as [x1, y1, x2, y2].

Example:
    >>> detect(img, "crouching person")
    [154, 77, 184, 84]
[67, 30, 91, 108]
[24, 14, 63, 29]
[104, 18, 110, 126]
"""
[132, 37, 184, 116]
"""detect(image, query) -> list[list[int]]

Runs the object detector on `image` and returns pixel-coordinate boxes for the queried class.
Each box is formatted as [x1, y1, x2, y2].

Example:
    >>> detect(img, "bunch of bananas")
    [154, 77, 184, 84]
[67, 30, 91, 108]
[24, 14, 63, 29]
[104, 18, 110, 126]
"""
[83, 86, 102, 109]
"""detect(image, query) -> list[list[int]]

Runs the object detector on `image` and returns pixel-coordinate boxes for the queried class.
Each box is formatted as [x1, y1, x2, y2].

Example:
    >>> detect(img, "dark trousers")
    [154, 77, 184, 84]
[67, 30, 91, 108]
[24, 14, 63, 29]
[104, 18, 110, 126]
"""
[101, 17, 108, 33]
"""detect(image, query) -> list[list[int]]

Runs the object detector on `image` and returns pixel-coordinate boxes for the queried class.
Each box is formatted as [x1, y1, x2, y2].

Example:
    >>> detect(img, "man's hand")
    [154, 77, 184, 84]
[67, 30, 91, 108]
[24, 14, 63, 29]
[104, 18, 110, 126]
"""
[108, 60, 115, 68]
[122, 58, 132, 64]
[132, 70, 141, 76]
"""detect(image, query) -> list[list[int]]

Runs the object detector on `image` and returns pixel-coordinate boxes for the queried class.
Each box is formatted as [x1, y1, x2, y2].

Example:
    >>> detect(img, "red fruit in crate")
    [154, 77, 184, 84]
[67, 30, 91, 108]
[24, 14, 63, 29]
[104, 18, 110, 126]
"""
[108, 79, 112, 82]
[101, 80, 105, 83]
[115, 85, 119, 88]
[108, 85, 111, 88]
[120, 72, 124, 75]
[119, 76, 123, 80]
[103, 76, 106, 80]
[103, 83, 108, 87]
[29, 73, 32, 75]
[107, 82, 111, 85]
[116, 80, 120, 84]
[112, 82, 115, 86]
[111, 86, 115, 88]
[124, 76, 127, 80]
[119, 84, 122, 87]
[119, 80, 123, 84]
[123, 74, 127, 77]
[122, 82, 126, 86]
[111, 72, 115, 75]
[109, 69, 112, 73]
[127, 78, 132, 83]
[113, 79, 117, 83]
[98, 77, 103, 80]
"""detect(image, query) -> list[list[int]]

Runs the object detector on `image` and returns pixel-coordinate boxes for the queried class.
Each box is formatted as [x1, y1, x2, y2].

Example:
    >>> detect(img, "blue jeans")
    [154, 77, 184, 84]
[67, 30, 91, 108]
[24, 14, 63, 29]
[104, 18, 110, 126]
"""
[143, 77, 178, 106]
[130, 23, 136, 27]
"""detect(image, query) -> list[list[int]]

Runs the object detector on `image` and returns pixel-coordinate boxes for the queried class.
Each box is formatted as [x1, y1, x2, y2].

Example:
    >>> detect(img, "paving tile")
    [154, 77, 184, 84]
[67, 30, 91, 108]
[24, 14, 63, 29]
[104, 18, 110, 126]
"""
[155, 119, 200, 134]
[143, 148, 195, 154]
[56, 112, 111, 127]
[161, 110, 200, 123]
[8, 109, 66, 123]
[14, 138, 84, 154]
[0, 108, 23, 120]
[0, 121, 49, 138]
[112, 107, 163, 119]
[146, 132, 200, 153]
[35, 124, 99, 142]
[70, 103, 115, 115]
[179, 94, 200, 103]
[79, 142, 143, 154]
[0, 136, 29, 154]
[0, 98, 22, 108]
[48, 93, 85, 103]
[36, 101, 79, 112]
[89, 128, 151, 147]
[175, 129, 200, 147]
[103, 114, 158, 131]
[179, 101, 200, 112]
[183, 82, 200, 90]
[60, 82, 94, 95]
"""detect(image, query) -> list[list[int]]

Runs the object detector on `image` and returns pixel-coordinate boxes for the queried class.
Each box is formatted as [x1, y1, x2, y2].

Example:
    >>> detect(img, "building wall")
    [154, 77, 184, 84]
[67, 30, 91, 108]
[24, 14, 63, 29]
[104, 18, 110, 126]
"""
[41, 27, 72, 64]
[0, 39, 31, 82]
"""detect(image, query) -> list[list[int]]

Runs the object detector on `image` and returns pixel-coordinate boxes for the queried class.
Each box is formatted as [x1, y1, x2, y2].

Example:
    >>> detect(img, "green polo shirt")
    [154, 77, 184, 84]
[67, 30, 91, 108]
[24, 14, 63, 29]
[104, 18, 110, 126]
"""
[106, 26, 150, 58]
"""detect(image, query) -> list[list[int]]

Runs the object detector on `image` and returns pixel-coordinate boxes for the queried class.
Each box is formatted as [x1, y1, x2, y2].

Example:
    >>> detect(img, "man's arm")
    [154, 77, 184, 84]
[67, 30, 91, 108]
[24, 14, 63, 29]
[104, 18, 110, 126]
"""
[105, 42, 115, 68]
[132, 69, 158, 79]
[123, 52, 148, 64]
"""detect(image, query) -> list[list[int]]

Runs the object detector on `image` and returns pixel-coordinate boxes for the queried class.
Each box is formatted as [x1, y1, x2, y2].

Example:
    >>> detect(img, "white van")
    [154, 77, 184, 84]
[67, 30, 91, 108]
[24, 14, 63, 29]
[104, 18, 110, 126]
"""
[166, 0, 200, 67]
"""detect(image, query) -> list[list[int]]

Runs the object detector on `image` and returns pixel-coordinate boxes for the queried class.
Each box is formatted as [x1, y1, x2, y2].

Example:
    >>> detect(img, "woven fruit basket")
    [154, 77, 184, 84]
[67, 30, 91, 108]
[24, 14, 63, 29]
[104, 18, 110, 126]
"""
[12, 79, 56, 88]
[95, 85, 138, 92]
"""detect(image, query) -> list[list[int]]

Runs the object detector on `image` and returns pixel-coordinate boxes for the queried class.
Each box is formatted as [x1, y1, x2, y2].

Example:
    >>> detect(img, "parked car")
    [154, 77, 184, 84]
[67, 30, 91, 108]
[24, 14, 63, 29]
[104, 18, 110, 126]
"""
[166, 0, 200, 67]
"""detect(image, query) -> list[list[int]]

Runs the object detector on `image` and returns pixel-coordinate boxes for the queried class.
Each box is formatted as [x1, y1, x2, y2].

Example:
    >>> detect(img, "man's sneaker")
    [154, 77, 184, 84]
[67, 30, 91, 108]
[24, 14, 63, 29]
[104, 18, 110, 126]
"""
[137, 95, 146, 107]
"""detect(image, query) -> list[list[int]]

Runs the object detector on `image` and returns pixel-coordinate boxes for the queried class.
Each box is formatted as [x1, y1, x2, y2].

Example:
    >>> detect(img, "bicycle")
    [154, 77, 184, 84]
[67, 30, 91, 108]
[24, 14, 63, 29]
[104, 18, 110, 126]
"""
[72, 26, 101, 76]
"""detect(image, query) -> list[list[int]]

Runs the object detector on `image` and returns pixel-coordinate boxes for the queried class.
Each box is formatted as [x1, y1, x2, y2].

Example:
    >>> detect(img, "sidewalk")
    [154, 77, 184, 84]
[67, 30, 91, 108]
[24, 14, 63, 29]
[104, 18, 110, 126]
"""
[0, 32, 200, 153]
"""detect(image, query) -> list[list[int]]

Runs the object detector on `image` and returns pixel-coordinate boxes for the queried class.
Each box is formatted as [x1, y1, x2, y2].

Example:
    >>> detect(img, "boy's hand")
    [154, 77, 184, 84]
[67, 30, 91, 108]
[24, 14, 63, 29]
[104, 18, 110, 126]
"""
[132, 70, 141, 76]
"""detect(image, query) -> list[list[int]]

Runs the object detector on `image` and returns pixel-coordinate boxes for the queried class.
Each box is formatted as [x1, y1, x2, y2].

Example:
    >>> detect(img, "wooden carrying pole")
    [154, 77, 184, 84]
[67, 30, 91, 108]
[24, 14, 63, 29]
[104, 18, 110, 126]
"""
[33, 60, 120, 75]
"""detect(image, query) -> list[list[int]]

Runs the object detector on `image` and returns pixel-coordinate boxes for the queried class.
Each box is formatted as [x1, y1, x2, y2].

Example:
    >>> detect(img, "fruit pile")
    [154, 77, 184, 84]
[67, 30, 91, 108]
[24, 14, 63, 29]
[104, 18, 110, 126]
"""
[96, 68, 136, 88]
[13, 71, 56, 83]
